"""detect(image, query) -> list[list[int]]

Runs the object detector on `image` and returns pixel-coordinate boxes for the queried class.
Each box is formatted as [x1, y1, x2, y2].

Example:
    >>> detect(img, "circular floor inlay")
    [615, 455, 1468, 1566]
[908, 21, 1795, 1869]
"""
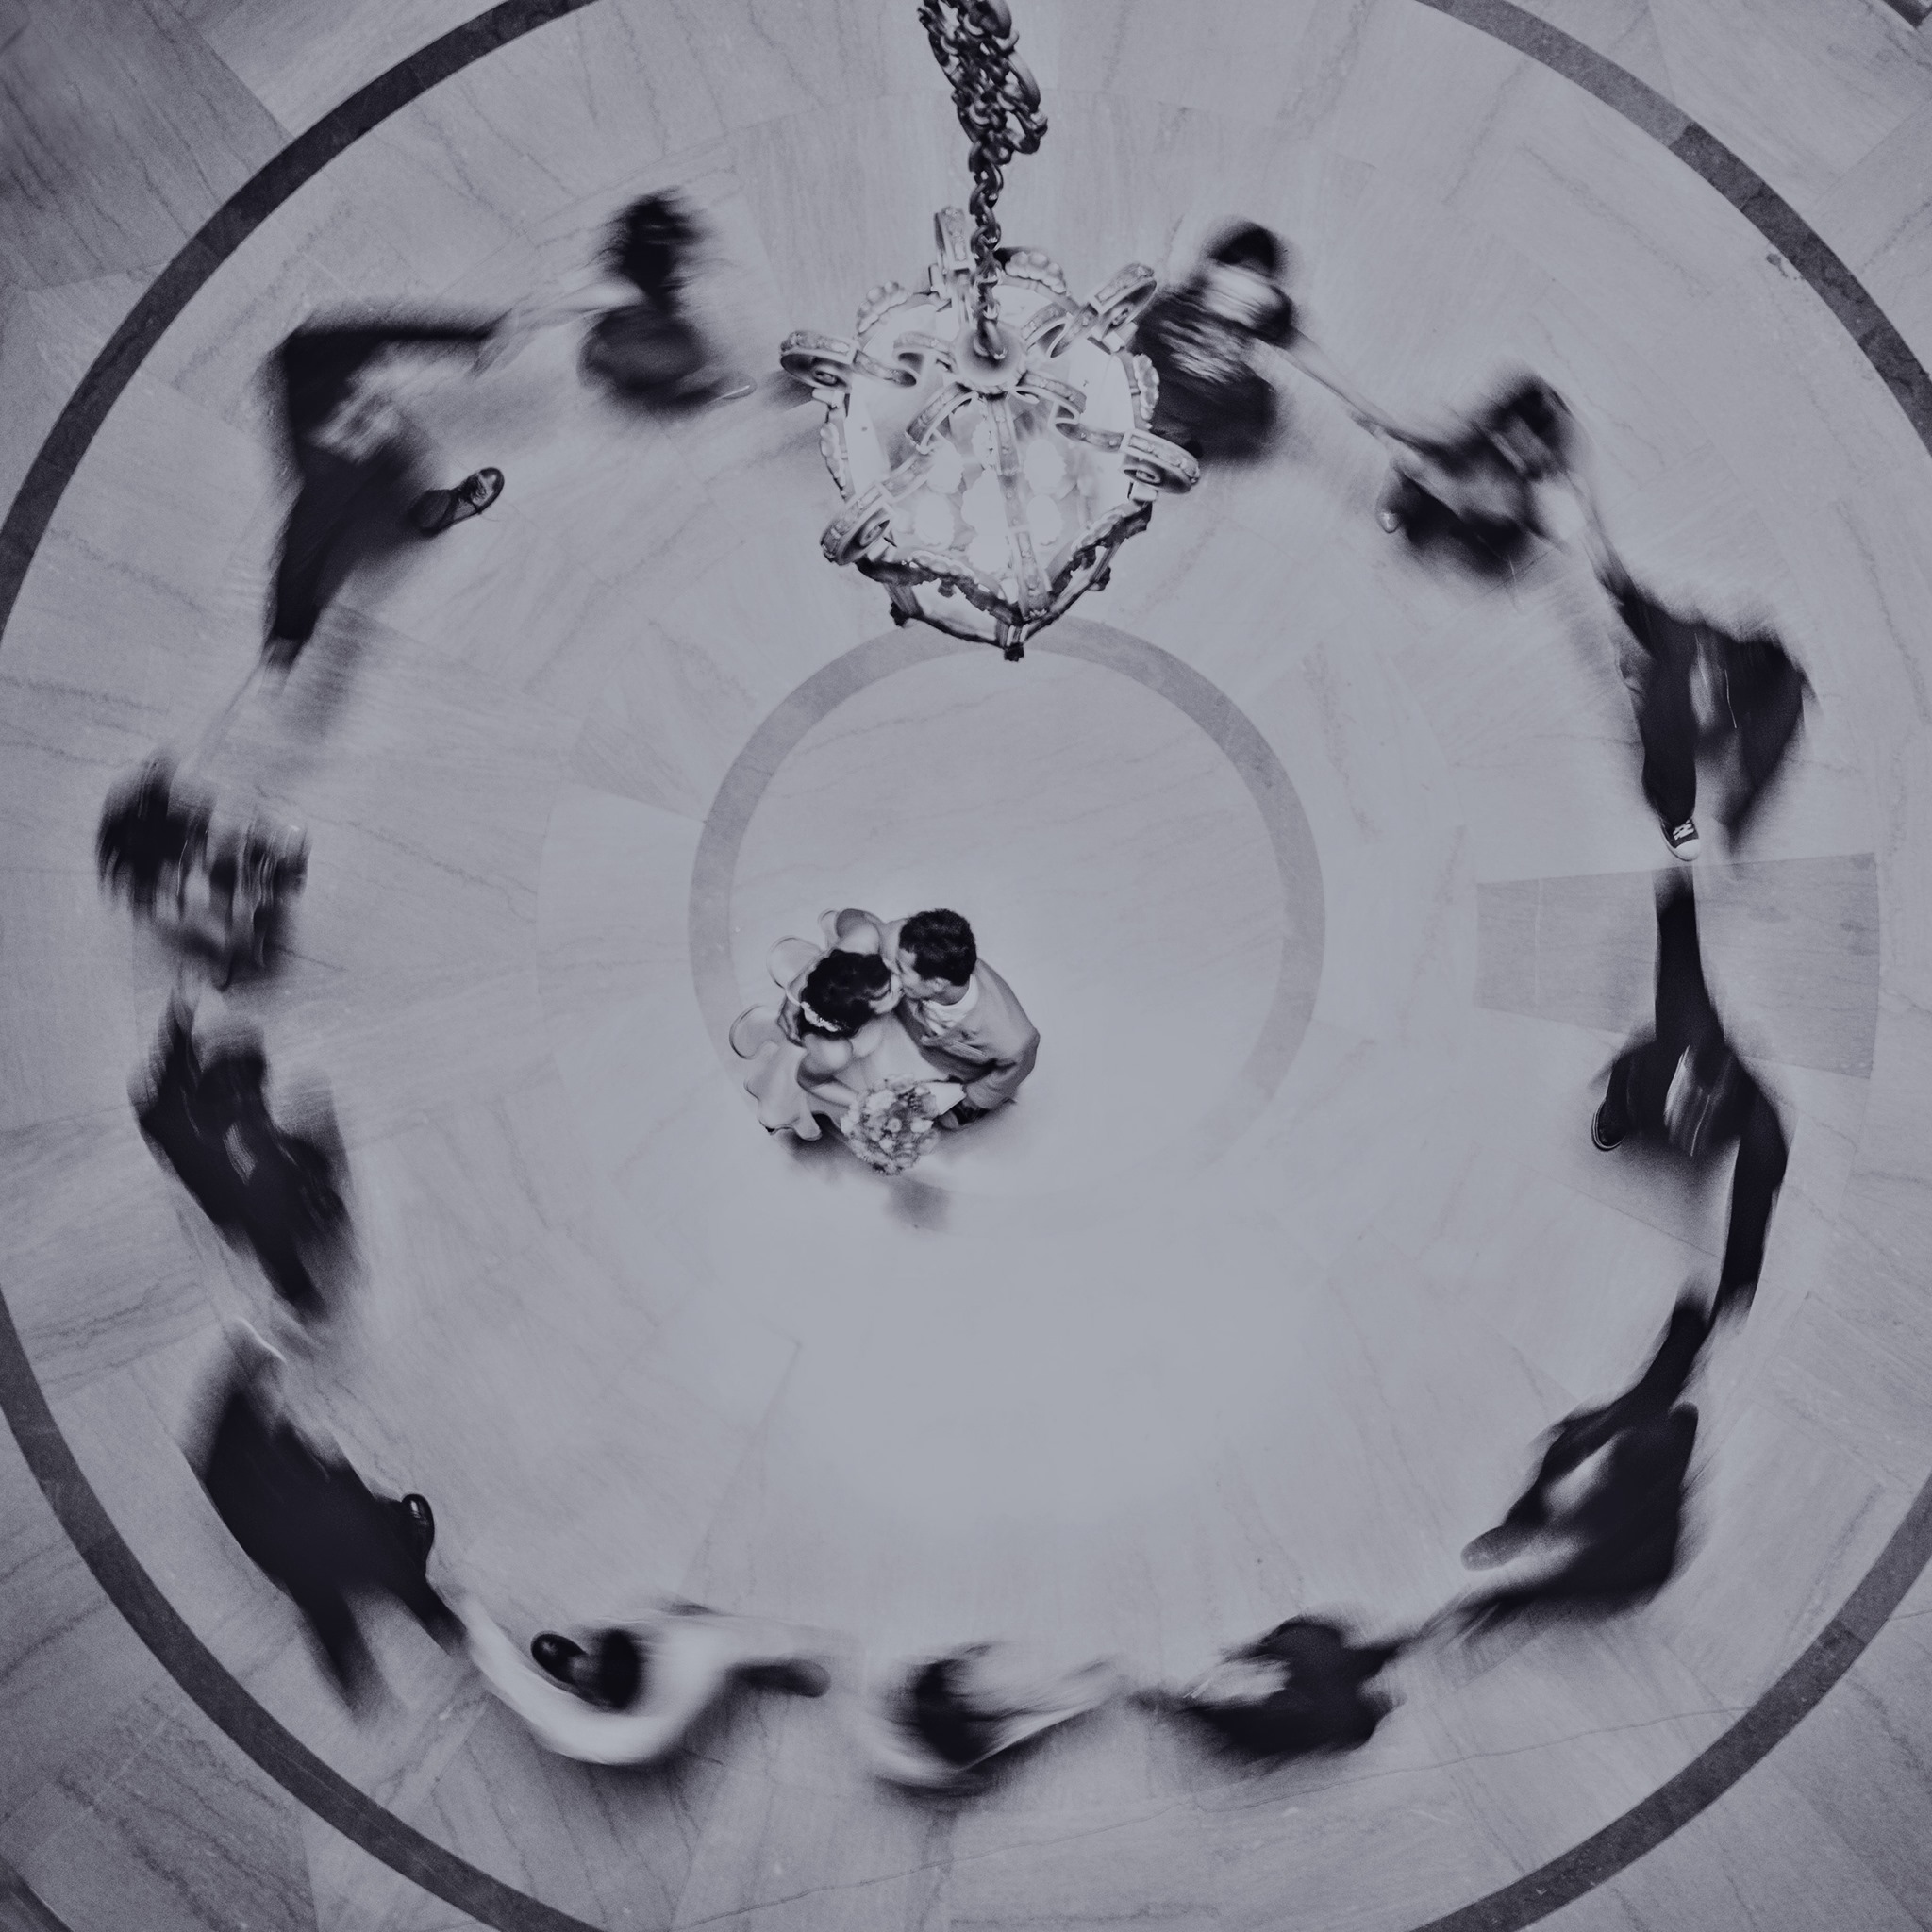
[691, 619, 1325, 1198]
[6, 4, 1932, 1930]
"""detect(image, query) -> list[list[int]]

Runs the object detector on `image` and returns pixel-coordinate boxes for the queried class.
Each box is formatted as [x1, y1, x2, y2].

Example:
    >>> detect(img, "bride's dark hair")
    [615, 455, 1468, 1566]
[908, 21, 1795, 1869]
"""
[797, 950, 892, 1039]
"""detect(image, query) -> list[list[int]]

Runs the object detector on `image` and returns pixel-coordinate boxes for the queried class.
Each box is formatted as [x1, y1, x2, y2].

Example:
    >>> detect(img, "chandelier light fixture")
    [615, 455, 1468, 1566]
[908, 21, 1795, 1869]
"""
[779, 0, 1200, 660]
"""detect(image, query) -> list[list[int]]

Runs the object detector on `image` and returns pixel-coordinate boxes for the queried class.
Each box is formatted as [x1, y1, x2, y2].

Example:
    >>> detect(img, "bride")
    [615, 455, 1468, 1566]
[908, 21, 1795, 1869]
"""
[735, 923, 962, 1171]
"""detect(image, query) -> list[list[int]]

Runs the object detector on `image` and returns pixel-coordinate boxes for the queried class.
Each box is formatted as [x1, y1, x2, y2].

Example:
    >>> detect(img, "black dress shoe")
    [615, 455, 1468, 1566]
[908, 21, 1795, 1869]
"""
[401, 1494, 435, 1562]
[531, 1633, 585, 1685]
[1590, 1106, 1624, 1152]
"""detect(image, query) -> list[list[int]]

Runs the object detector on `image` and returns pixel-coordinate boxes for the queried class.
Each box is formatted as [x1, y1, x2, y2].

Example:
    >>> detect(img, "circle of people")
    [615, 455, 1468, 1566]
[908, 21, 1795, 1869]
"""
[92, 196, 1809, 1790]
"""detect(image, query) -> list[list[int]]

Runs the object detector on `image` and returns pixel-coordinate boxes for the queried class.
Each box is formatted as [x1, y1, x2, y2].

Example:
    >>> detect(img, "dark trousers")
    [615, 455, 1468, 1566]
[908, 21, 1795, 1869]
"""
[1725, 640, 1807, 840]
[1636, 656, 1698, 828]
[1608, 574, 1700, 827]
[1596, 885, 1789, 1309]
[281, 1491, 454, 1702]
[268, 441, 424, 650]
[1610, 572, 1807, 841]
[203, 1384, 454, 1705]
[244, 1190, 327, 1319]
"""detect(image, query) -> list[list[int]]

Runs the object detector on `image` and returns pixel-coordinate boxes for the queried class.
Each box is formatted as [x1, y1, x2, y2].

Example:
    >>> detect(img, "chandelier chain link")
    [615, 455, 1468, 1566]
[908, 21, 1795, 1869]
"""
[917, 0, 1046, 339]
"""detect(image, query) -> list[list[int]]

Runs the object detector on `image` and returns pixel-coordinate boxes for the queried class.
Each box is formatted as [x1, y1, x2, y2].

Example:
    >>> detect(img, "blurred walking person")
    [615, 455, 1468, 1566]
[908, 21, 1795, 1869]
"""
[1574, 495, 1808, 861]
[1591, 874, 1789, 1319]
[191, 1326, 458, 1711]
[1447, 1291, 1711, 1630]
[97, 761, 308, 985]
[456, 1596, 831, 1765]
[1138, 1615, 1401, 1760]
[264, 310, 512, 668]
[1368, 374, 1579, 575]
[1134, 220, 1382, 461]
[577, 192, 755, 405]
[135, 996, 351, 1323]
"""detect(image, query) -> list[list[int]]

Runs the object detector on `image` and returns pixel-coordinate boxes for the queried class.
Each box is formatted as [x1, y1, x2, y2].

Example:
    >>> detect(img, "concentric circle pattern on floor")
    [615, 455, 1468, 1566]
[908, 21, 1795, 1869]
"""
[5, 2, 1932, 1929]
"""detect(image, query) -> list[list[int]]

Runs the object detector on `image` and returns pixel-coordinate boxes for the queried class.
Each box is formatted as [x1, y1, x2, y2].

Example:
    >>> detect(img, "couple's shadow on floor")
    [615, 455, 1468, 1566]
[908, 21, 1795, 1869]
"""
[780, 1128, 953, 1233]
[778, 1101, 1036, 1234]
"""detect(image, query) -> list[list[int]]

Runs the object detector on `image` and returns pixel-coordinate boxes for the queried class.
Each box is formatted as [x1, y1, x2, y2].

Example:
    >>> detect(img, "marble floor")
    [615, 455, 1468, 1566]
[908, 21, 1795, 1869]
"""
[5, 2, 1932, 1929]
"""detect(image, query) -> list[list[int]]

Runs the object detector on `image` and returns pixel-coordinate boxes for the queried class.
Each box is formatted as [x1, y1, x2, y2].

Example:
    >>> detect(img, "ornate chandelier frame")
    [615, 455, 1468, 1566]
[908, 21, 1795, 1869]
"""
[780, 0, 1199, 660]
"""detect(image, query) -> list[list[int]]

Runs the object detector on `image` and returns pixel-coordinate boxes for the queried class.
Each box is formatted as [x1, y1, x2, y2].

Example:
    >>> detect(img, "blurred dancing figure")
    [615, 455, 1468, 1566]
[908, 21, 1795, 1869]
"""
[457, 1598, 830, 1766]
[192, 1326, 456, 1710]
[828, 908, 1040, 1126]
[578, 193, 754, 405]
[97, 761, 308, 984]
[1591, 874, 1789, 1318]
[265, 311, 512, 667]
[1450, 1292, 1711, 1628]
[860, 1644, 1121, 1790]
[1141, 1616, 1400, 1760]
[1576, 502, 1808, 861]
[1134, 222, 1379, 459]
[136, 997, 351, 1322]
[96, 761, 204, 915]
[1370, 375, 1578, 575]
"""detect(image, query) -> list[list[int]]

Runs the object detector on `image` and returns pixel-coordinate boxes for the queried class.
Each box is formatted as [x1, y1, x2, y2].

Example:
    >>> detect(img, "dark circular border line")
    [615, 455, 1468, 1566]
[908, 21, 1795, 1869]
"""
[0, 3, 1928, 1930]
[0, 0, 603, 641]
[1417, 0, 1932, 453]
[0, 11, 617, 1929]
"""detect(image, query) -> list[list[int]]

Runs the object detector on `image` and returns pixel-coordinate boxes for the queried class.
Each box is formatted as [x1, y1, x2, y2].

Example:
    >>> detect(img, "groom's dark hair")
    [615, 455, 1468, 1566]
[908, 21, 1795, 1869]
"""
[900, 909, 976, 986]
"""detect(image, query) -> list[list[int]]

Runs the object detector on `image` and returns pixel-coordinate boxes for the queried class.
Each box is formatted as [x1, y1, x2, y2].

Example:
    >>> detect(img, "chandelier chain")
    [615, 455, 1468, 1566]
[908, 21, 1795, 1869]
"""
[917, 0, 1045, 342]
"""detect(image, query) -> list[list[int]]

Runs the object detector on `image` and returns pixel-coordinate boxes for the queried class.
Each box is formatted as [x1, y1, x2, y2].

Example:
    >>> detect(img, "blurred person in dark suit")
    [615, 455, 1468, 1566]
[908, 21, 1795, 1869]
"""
[191, 1326, 457, 1710]
[1591, 874, 1789, 1320]
[1139, 1615, 1401, 1760]
[96, 759, 206, 916]
[1445, 1291, 1712, 1631]
[577, 192, 755, 406]
[1134, 220, 1382, 461]
[97, 761, 308, 985]
[264, 310, 513, 668]
[1368, 374, 1580, 576]
[135, 995, 351, 1323]
[1574, 493, 1807, 862]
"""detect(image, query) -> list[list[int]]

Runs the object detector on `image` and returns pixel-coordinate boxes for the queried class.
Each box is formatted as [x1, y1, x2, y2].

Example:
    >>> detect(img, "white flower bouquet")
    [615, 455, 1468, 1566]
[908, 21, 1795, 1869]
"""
[841, 1079, 956, 1174]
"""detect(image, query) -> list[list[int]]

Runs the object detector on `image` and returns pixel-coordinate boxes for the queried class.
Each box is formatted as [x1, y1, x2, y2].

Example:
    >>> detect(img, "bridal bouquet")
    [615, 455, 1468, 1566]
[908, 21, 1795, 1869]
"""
[841, 1080, 948, 1175]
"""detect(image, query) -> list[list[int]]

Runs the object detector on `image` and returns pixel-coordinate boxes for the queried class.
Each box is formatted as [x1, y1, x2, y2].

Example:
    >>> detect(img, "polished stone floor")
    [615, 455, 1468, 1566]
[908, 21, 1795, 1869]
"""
[5, 2, 1932, 1929]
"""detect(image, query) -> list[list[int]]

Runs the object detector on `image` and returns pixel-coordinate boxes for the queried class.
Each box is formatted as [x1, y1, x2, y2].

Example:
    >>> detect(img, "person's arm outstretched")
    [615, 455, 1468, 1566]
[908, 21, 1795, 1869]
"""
[1273, 333, 1395, 435]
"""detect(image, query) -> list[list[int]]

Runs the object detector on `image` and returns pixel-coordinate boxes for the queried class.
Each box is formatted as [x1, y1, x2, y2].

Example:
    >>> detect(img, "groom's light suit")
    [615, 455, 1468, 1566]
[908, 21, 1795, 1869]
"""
[854, 912, 1041, 1115]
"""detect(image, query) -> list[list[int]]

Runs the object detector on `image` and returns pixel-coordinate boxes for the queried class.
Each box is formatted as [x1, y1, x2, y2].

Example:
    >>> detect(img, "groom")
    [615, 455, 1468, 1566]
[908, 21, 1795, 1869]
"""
[830, 907, 1040, 1127]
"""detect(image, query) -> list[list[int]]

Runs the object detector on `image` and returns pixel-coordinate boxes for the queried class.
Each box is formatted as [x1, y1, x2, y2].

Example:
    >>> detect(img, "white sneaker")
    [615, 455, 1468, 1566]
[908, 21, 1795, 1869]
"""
[1662, 819, 1700, 860]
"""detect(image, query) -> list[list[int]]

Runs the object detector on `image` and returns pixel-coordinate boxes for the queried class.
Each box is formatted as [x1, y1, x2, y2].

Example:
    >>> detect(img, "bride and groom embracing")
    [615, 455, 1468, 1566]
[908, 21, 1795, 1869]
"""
[734, 908, 1040, 1173]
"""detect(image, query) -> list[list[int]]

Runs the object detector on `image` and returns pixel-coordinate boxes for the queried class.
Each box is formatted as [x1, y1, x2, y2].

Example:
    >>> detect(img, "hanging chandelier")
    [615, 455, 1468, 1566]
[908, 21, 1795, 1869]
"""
[779, 0, 1199, 661]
